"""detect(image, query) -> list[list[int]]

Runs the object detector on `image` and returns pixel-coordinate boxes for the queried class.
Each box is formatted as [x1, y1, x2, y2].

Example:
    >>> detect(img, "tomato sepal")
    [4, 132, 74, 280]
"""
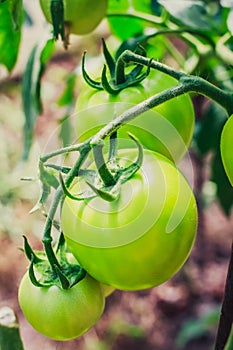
[22, 235, 86, 290]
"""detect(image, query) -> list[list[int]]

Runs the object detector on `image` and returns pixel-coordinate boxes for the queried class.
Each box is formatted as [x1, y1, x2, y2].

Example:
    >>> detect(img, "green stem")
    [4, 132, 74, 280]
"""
[123, 50, 184, 80]
[108, 131, 118, 162]
[216, 33, 233, 66]
[42, 145, 90, 265]
[122, 51, 233, 115]
[180, 75, 233, 115]
[91, 73, 233, 147]
[90, 83, 187, 146]
[107, 11, 163, 26]
[40, 140, 88, 162]
[92, 144, 116, 186]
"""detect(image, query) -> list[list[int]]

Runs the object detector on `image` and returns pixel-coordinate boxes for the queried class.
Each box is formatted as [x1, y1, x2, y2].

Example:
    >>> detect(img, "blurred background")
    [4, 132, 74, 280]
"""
[0, 1, 233, 349]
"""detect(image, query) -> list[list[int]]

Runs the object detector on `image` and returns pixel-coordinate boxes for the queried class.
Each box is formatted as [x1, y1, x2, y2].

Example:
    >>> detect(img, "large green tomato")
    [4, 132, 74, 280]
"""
[75, 71, 195, 163]
[18, 272, 105, 340]
[39, 0, 108, 35]
[61, 149, 197, 290]
[220, 114, 233, 186]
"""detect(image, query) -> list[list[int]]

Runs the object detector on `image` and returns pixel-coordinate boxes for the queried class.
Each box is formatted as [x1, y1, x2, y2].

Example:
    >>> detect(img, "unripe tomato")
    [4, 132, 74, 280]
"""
[221, 114, 233, 186]
[39, 0, 108, 35]
[18, 272, 105, 340]
[61, 149, 197, 290]
[75, 71, 195, 162]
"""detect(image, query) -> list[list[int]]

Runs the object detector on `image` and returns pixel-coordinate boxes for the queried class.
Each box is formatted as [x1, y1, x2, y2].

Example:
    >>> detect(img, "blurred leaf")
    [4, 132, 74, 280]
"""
[0, 0, 23, 71]
[58, 72, 77, 147]
[176, 306, 221, 347]
[21, 38, 55, 161]
[30, 160, 59, 213]
[211, 149, 233, 216]
[0, 306, 24, 350]
[195, 102, 228, 155]
[151, 0, 163, 15]
[107, 0, 150, 40]
[58, 114, 72, 147]
[58, 73, 76, 107]
[158, 0, 219, 31]
[221, 0, 233, 8]
[227, 9, 233, 34]
[132, 0, 154, 13]
[195, 102, 233, 215]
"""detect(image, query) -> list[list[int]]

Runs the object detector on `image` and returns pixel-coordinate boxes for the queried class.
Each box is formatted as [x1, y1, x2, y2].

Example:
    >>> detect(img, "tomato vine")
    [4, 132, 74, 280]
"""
[0, 0, 233, 348]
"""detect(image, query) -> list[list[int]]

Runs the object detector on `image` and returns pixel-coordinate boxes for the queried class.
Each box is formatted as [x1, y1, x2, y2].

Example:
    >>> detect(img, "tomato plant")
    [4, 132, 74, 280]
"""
[221, 114, 233, 186]
[39, 0, 108, 35]
[75, 70, 194, 163]
[1, 1, 233, 348]
[61, 149, 198, 290]
[18, 271, 105, 340]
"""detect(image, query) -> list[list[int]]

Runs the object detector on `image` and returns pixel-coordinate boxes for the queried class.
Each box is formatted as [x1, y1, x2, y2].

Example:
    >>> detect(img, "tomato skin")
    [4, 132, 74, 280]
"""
[221, 114, 233, 186]
[61, 149, 197, 290]
[101, 283, 115, 297]
[39, 0, 108, 35]
[18, 272, 105, 340]
[75, 71, 195, 162]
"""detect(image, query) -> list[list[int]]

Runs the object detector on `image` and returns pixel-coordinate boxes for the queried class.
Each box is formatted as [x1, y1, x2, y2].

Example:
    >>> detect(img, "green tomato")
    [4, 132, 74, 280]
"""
[39, 0, 108, 35]
[61, 149, 197, 290]
[101, 283, 115, 297]
[18, 272, 105, 340]
[221, 114, 233, 186]
[75, 71, 194, 162]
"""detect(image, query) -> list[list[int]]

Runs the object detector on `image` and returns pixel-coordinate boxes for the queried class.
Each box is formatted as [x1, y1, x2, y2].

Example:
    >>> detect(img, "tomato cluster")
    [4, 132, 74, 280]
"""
[19, 5, 198, 341]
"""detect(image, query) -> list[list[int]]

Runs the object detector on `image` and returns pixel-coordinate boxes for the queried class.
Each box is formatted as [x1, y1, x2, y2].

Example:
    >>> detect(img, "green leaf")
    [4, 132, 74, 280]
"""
[194, 102, 228, 155]
[107, 0, 147, 40]
[30, 160, 59, 212]
[158, 0, 216, 30]
[0, 306, 24, 350]
[58, 114, 73, 148]
[0, 0, 23, 71]
[39, 160, 59, 189]
[176, 306, 220, 347]
[57, 73, 77, 147]
[58, 73, 76, 107]
[21, 38, 55, 161]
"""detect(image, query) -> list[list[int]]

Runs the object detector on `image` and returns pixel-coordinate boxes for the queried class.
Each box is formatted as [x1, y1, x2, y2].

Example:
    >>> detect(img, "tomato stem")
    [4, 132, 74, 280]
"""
[93, 144, 116, 187]
[108, 131, 118, 162]
[50, 0, 65, 40]
[41, 146, 90, 274]
[121, 51, 233, 115]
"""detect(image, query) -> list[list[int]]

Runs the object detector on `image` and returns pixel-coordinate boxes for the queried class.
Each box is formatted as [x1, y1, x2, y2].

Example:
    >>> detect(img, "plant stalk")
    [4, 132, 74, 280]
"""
[214, 241, 233, 350]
